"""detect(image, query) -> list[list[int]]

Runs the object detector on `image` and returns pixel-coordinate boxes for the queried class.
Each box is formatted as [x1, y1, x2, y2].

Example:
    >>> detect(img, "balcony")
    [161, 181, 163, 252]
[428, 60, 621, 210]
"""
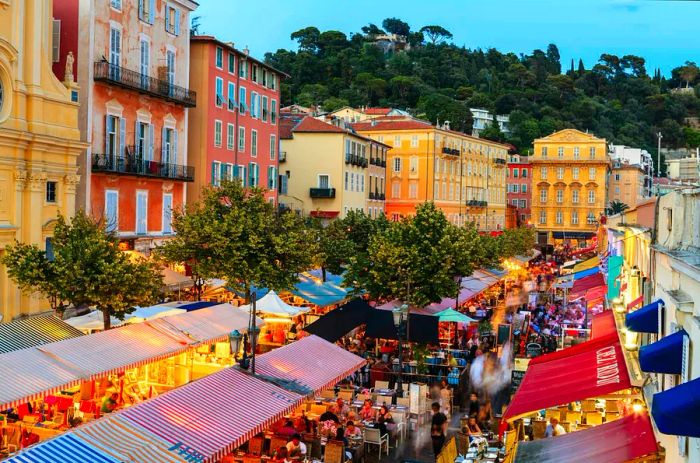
[94, 61, 196, 108]
[370, 157, 387, 167]
[344, 154, 368, 168]
[92, 150, 194, 182]
[279, 151, 287, 162]
[466, 200, 488, 207]
[493, 158, 507, 165]
[310, 187, 336, 198]
[442, 147, 460, 156]
[369, 192, 376, 200]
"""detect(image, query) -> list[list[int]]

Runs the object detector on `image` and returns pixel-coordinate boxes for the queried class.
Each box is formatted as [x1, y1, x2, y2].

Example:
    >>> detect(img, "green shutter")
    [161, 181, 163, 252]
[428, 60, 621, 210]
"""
[211, 162, 216, 184]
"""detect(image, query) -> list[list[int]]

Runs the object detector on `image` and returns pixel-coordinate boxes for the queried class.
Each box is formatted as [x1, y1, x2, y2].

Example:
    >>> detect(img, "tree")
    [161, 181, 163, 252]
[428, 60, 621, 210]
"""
[578, 58, 586, 75]
[322, 96, 350, 112]
[607, 200, 630, 215]
[678, 61, 699, 88]
[158, 181, 315, 304]
[291, 27, 321, 53]
[361, 23, 385, 37]
[419, 25, 453, 45]
[480, 115, 506, 143]
[382, 17, 410, 37]
[190, 16, 202, 36]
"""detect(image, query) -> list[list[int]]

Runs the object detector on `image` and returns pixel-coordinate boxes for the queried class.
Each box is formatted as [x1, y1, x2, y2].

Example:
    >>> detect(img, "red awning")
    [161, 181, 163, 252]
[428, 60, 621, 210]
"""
[571, 273, 605, 296]
[591, 310, 617, 339]
[627, 294, 644, 310]
[504, 333, 631, 420]
[514, 413, 658, 463]
[309, 210, 340, 218]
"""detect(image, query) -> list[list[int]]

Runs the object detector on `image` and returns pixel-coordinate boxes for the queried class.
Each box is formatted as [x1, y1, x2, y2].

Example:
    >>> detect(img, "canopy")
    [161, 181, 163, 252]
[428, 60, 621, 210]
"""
[591, 310, 617, 340]
[652, 375, 700, 438]
[239, 290, 310, 317]
[65, 310, 128, 332]
[365, 309, 439, 344]
[625, 299, 664, 333]
[571, 272, 605, 296]
[511, 249, 541, 266]
[125, 305, 186, 324]
[639, 329, 687, 375]
[6, 433, 120, 463]
[375, 299, 444, 316]
[303, 299, 372, 342]
[434, 308, 477, 324]
[504, 333, 631, 421]
[0, 315, 84, 354]
[513, 412, 658, 463]
[166, 301, 220, 311]
[572, 256, 600, 273]
[255, 334, 366, 393]
[161, 267, 194, 291]
[292, 270, 350, 307]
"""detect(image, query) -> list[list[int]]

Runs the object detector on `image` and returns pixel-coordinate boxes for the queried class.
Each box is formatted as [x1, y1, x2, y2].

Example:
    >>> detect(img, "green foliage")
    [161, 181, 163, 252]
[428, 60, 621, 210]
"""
[157, 180, 315, 303]
[606, 200, 630, 215]
[480, 115, 506, 143]
[266, 19, 700, 152]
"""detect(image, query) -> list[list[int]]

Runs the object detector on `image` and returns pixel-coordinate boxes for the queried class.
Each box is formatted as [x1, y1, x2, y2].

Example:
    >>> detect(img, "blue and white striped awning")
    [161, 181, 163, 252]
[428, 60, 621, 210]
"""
[6, 433, 119, 463]
[0, 315, 84, 354]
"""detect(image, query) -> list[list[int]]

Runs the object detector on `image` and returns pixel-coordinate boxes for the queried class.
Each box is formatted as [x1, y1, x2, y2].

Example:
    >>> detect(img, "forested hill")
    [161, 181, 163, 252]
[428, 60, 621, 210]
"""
[263, 18, 700, 156]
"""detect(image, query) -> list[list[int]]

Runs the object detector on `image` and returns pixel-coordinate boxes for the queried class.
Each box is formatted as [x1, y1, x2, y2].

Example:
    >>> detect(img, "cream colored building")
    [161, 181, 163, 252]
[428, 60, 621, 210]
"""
[0, 0, 85, 321]
[278, 114, 387, 219]
[608, 163, 647, 209]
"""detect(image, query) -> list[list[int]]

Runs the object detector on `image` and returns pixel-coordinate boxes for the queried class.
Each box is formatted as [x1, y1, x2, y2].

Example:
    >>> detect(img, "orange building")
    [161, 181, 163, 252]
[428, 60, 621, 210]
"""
[352, 118, 508, 230]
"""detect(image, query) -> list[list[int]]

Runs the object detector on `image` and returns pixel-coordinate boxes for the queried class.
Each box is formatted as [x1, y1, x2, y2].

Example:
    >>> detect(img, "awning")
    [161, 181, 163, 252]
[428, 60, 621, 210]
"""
[5, 433, 120, 463]
[120, 367, 302, 462]
[591, 310, 617, 340]
[303, 299, 372, 342]
[626, 294, 644, 310]
[125, 305, 186, 324]
[504, 333, 632, 421]
[65, 310, 129, 332]
[292, 271, 350, 307]
[572, 256, 600, 273]
[239, 290, 310, 316]
[639, 329, 687, 375]
[625, 299, 664, 333]
[255, 334, 366, 393]
[652, 375, 700, 438]
[571, 272, 605, 296]
[513, 412, 658, 463]
[0, 314, 84, 354]
[170, 301, 219, 311]
[552, 231, 595, 240]
[375, 300, 444, 316]
[435, 308, 477, 324]
[161, 267, 194, 291]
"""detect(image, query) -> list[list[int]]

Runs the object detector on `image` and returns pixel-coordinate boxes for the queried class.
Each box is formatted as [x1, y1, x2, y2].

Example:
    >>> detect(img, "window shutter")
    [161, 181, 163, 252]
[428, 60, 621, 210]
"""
[220, 163, 226, 183]
[148, 0, 155, 24]
[148, 124, 154, 161]
[172, 130, 178, 164]
[233, 165, 240, 179]
[241, 166, 246, 186]
[248, 163, 254, 186]
[163, 194, 172, 234]
[119, 117, 126, 157]
[279, 174, 288, 194]
[174, 9, 181, 35]
[211, 162, 216, 185]
[134, 120, 141, 157]
[161, 127, 167, 161]
[105, 115, 111, 154]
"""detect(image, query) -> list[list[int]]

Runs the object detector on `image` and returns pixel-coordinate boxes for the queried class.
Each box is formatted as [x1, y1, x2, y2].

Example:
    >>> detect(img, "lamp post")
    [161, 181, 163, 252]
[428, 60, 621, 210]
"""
[392, 303, 409, 398]
[228, 330, 243, 360]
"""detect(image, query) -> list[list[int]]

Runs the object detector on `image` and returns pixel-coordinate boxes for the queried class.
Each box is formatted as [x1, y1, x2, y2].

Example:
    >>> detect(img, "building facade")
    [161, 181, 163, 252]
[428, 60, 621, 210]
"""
[506, 153, 531, 225]
[0, 0, 86, 321]
[187, 36, 283, 205]
[531, 129, 609, 246]
[470, 107, 510, 137]
[353, 118, 508, 230]
[278, 115, 387, 219]
[327, 107, 410, 124]
[665, 154, 700, 184]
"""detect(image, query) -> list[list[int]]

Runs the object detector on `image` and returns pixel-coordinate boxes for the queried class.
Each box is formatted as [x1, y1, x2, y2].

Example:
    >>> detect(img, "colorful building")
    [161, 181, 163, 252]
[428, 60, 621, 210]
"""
[352, 117, 508, 230]
[506, 153, 531, 226]
[278, 114, 388, 219]
[0, 0, 86, 321]
[187, 36, 284, 204]
[56, 0, 198, 254]
[328, 107, 410, 124]
[531, 129, 610, 246]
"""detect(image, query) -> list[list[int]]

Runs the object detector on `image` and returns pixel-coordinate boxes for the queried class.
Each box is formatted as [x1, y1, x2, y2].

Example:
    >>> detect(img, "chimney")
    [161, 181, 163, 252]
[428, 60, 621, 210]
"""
[226, 42, 235, 48]
[243, 46, 250, 56]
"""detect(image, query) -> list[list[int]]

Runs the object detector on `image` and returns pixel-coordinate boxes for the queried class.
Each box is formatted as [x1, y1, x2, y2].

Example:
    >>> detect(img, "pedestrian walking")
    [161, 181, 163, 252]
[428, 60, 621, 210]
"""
[430, 402, 448, 458]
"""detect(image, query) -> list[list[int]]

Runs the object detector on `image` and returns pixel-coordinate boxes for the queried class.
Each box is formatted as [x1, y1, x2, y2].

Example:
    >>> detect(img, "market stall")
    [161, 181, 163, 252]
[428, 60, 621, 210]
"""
[0, 315, 84, 354]
[238, 290, 310, 350]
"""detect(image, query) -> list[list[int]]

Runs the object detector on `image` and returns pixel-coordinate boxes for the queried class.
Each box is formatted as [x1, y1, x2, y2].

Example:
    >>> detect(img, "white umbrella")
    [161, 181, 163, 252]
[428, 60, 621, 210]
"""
[64, 310, 130, 333]
[124, 305, 187, 324]
[238, 290, 310, 317]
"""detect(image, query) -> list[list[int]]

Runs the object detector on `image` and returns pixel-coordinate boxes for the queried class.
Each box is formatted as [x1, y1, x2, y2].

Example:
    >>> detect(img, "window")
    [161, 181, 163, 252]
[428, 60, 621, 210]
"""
[557, 147, 564, 158]
[556, 210, 563, 224]
[227, 123, 235, 150]
[540, 189, 547, 203]
[393, 157, 401, 173]
[262, 96, 268, 122]
[267, 166, 277, 190]
[541, 167, 548, 179]
[105, 114, 122, 159]
[344, 172, 349, 190]
[572, 190, 579, 203]
[166, 50, 175, 88]
[215, 77, 224, 107]
[614, 173, 620, 181]
[162, 127, 176, 164]
[350, 173, 355, 191]
[615, 186, 620, 194]
[394, 135, 401, 148]
[271, 100, 277, 124]
[228, 53, 235, 74]
[555, 167, 563, 180]
[318, 174, 329, 189]
[588, 190, 595, 204]
[109, 27, 121, 72]
[573, 147, 580, 159]
[588, 167, 596, 180]
[269, 135, 276, 160]
[250, 92, 258, 118]
[135, 121, 152, 160]
[392, 182, 400, 198]
[165, 5, 180, 35]
[521, 184, 527, 193]
[136, 191, 148, 234]
[214, 120, 222, 147]
[409, 156, 418, 174]
[522, 168, 528, 178]
[162, 193, 173, 234]
[139, 39, 150, 87]
[215, 47, 223, 68]
[411, 135, 418, 147]
[105, 190, 119, 231]
[409, 183, 418, 199]
[556, 189, 563, 203]
[360, 174, 364, 192]
[239, 87, 247, 113]
[111, 0, 122, 9]
[239, 59, 247, 78]
[513, 168, 519, 178]
[52, 20, 61, 63]
[539, 210, 546, 224]
[45, 181, 57, 203]
[251, 130, 257, 156]
[541, 146, 548, 158]
[572, 167, 579, 180]
[238, 126, 245, 151]
[249, 163, 259, 187]
[589, 147, 596, 159]
[519, 199, 527, 209]
[251, 65, 258, 82]
[571, 210, 579, 225]
[587, 211, 596, 224]
[227, 82, 236, 110]
[138, 0, 154, 24]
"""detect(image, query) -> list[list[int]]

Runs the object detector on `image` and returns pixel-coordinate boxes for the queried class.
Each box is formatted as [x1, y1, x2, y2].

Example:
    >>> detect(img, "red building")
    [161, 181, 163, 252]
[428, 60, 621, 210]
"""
[56, 0, 198, 253]
[187, 37, 285, 204]
[506, 153, 531, 226]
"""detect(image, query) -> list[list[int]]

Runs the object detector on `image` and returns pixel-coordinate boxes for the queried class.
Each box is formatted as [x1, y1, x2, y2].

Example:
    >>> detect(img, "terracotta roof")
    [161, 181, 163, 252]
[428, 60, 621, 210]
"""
[351, 119, 433, 132]
[292, 117, 347, 134]
[279, 115, 390, 147]
[363, 108, 392, 115]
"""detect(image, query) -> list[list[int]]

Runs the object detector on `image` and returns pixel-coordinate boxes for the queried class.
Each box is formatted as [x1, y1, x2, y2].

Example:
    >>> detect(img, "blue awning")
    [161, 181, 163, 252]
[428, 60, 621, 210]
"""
[573, 267, 599, 280]
[625, 298, 664, 333]
[639, 329, 687, 375]
[6, 433, 119, 463]
[177, 301, 219, 311]
[652, 375, 700, 438]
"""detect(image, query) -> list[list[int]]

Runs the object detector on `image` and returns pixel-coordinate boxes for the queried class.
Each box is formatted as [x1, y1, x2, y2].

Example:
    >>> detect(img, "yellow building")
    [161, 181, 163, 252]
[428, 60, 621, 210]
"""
[278, 114, 388, 219]
[0, 0, 85, 322]
[608, 163, 646, 209]
[531, 129, 609, 245]
[352, 118, 508, 230]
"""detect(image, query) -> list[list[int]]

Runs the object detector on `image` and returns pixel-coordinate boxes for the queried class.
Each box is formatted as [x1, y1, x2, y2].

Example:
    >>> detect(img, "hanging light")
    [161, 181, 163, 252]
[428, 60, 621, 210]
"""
[228, 330, 242, 359]
[631, 398, 645, 413]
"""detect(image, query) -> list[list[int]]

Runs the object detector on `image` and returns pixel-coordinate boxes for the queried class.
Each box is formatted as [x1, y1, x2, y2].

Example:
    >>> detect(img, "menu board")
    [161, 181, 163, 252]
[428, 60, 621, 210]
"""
[510, 370, 526, 395]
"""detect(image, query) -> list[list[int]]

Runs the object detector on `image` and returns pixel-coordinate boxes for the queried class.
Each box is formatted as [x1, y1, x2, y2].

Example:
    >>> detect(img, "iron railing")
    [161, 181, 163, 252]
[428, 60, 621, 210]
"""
[467, 199, 488, 207]
[94, 61, 196, 107]
[344, 154, 369, 168]
[442, 147, 460, 156]
[309, 187, 336, 198]
[279, 151, 287, 162]
[92, 150, 194, 182]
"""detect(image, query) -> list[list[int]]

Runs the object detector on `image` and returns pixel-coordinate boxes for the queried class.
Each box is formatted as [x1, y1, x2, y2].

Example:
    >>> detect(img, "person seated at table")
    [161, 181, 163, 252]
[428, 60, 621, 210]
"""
[376, 405, 396, 436]
[345, 421, 362, 439]
[359, 399, 374, 421]
[336, 398, 349, 418]
[333, 427, 354, 461]
[465, 417, 481, 436]
[277, 419, 297, 438]
[319, 405, 341, 424]
[446, 353, 458, 367]
[345, 409, 358, 423]
[100, 392, 119, 414]
[293, 414, 312, 433]
[285, 434, 307, 459]
[544, 417, 566, 437]
[271, 446, 291, 463]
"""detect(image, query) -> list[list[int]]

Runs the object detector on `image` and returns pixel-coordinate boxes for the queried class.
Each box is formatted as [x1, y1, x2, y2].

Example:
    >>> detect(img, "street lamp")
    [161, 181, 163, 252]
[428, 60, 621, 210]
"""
[228, 330, 243, 360]
[392, 304, 409, 398]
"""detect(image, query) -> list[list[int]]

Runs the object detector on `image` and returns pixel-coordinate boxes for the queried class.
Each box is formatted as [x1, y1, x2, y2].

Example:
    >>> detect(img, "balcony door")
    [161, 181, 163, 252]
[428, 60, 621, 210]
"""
[109, 27, 121, 79]
[140, 39, 149, 89]
[318, 175, 329, 189]
[166, 50, 175, 96]
[105, 115, 123, 168]
[161, 127, 177, 178]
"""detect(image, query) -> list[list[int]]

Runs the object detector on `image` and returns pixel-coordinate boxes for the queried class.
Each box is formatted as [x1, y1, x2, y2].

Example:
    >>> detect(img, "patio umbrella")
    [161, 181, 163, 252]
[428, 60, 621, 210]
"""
[435, 308, 477, 324]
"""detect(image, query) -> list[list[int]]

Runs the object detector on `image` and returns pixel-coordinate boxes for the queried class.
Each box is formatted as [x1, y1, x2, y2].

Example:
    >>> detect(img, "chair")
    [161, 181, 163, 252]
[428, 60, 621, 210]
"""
[356, 393, 370, 402]
[393, 411, 407, 442]
[605, 400, 619, 413]
[565, 410, 582, 424]
[324, 440, 351, 463]
[585, 411, 603, 425]
[338, 390, 353, 401]
[374, 380, 389, 390]
[363, 427, 389, 456]
[320, 390, 336, 400]
[269, 436, 289, 456]
[531, 420, 547, 440]
[581, 400, 597, 413]
[309, 404, 327, 419]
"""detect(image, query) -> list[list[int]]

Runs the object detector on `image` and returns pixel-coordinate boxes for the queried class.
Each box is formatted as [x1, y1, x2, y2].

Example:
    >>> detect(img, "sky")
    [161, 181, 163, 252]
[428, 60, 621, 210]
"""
[194, 0, 700, 76]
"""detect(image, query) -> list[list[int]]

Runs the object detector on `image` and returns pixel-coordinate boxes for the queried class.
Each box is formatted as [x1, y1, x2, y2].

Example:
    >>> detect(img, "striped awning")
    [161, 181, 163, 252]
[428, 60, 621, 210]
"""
[74, 415, 188, 463]
[255, 334, 366, 393]
[6, 433, 119, 463]
[0, 315, 84, 354]
[119, 367, 302, 462]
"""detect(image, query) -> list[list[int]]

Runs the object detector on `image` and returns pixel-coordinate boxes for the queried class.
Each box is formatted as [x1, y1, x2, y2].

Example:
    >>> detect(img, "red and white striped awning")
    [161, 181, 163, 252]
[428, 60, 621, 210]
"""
[119, 367, 302, 462]
[256, 334, 366, 393]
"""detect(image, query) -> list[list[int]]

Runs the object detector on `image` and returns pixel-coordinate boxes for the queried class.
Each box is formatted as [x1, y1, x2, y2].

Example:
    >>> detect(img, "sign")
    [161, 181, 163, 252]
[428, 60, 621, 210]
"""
[514, 357, 530, 372]
[497, 324, 512, 345]
[510, 370, 526, 395]
[526, 343, 543, 358]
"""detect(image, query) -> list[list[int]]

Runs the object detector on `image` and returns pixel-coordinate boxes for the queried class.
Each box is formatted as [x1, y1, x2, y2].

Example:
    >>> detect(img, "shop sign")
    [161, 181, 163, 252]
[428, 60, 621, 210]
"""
[513, 357, 530, 372]
[167, 442, 205, 462]
[510, 370, 525, 395]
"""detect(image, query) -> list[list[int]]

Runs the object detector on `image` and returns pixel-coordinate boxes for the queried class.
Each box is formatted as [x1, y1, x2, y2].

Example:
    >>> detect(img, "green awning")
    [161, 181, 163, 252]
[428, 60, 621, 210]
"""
[0, 314, 84, 354]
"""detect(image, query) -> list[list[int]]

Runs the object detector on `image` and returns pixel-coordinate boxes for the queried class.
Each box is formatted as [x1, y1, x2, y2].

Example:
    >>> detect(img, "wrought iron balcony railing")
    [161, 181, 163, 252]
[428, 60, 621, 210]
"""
[466, 199, 488, 207]
[94, 61, 196, 107]
[279, 151, 287, 162]
[92, 150, 194, 182]
[310, 187, 336, 198]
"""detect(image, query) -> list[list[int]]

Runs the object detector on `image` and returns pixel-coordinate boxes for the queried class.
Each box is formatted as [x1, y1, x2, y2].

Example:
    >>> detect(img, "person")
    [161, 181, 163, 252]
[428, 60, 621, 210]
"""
[277, 419, 297, 438]
[345, 421, 362, 439]
[447, 353, 458, 367]
[293, 414, 312, 433]
[319, 405, 341, 424]
[359, 399, 375, 421]
[468, 393, 480, 418]
[544, 417, 566, 437]
[465, 417, 481, 436]
[440, 381, 452, 415]
[336, 398, 349, 418]
[271, 446, 291, 463]
[376, 405, 395, 436]
[430, 402, 448, 456]
[285, 434, 307, 459]
[101, 392, 119, 414]
[333, 427, 355, 461]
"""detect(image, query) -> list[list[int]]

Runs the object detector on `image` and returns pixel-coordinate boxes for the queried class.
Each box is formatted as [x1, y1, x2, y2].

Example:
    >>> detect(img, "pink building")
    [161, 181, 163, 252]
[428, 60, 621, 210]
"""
[506, 153, 531, 226]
